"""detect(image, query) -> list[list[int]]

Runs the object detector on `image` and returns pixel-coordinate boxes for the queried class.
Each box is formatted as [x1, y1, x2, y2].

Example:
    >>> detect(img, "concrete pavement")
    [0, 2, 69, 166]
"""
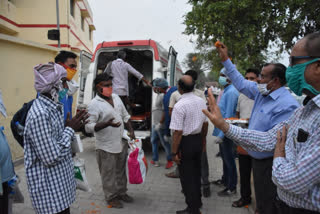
[12, 125, 254, 214]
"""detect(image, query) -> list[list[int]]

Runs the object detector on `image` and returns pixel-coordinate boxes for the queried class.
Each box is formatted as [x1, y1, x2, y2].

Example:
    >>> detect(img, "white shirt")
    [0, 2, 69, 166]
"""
[236, 93, 254, 119]
[170, 92, 207, 136]
[152, 93, 164, 125]
[85, 94, 131, 153]
[108, 59, 144, 96]
[169, 88, 205, 108]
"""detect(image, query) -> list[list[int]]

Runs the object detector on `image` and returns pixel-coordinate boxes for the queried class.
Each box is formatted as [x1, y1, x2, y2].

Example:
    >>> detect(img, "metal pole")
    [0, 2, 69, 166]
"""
[56, 0, 60, 48]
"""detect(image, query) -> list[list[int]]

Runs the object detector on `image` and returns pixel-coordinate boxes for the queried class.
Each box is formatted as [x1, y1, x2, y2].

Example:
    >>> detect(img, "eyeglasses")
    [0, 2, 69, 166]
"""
[289, 56, 320, 66]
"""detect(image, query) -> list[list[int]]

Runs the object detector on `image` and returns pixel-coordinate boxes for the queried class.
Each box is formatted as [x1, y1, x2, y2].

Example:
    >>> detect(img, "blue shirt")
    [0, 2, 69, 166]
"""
[213, 84, 239, 138]
[223, 59, 300, 159]
[163, 86, 177, 135]
[37, 93, 73, 121]
[60, 95, 73, 120]
[0, 127, 15, 183]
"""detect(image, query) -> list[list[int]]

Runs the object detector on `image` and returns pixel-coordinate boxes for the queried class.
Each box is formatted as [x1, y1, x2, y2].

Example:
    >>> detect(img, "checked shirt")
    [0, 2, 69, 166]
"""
[170, 92, 207, 136]
[24, 95, 76, 214]
[226, 94, 320, 212]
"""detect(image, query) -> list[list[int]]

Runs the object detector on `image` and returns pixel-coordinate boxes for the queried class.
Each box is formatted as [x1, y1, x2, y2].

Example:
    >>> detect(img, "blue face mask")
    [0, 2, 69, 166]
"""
[218, 76, 228, 86]
[58, 88, 68, 101]
[286, 58, 320, 96]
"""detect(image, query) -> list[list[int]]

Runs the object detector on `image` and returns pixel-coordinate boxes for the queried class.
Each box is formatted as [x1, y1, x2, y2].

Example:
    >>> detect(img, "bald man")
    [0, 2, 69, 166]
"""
[170, 75, 208, 214]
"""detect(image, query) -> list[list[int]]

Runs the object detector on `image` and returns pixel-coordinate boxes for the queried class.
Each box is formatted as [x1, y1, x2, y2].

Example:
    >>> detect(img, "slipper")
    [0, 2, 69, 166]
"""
[165, 171, 179, 178]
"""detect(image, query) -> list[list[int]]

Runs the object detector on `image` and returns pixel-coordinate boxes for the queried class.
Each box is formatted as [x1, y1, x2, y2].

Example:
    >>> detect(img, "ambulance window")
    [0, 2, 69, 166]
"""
[70, 0, 75, 17]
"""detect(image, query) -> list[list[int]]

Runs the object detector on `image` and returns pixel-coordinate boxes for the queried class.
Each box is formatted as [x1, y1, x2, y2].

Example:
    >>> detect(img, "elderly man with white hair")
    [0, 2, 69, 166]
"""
[24, 62, 88, 214]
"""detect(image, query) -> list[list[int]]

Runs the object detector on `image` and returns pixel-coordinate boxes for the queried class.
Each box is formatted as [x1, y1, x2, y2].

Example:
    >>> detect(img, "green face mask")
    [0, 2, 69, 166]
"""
[286, 58, 320, 96]
[58, 88, 68, 101]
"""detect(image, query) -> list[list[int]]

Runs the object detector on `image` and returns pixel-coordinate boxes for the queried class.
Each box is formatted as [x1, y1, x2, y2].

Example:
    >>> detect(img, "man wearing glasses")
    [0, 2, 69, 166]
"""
[212, 43, 299, 214]
[204, 31, 320, 214]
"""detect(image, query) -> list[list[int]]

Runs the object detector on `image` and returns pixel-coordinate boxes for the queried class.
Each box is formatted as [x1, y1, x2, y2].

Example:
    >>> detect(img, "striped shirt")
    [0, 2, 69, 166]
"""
[170, 92, 207, 136]
[24, 95, 76, 214]
[226, 94, 320, 212]
[108, 58, 143, 96]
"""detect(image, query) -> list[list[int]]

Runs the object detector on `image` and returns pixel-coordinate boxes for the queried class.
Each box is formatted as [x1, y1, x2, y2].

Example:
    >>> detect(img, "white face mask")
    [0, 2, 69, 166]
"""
[67, 80, 80, 96]
[257, 83, 270, 96]
[154, 87, 161, 94]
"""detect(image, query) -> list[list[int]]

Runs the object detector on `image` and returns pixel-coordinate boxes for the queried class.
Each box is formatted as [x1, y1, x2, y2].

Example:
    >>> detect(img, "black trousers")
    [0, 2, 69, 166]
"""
[178, 134, 202, 213]
[56, 207, 70, 214]
[252, 157, 278, 214]
[238, 154, 252, 201]
[172, 149, 209, 189]
[201, 150, 210, 188]
[275, 198, 320, 214]
[0, 182, 9, 214]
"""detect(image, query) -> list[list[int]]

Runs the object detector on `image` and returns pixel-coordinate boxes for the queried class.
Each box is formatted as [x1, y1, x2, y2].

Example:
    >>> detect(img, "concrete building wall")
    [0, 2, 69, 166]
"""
[0, 34, 61, 160]
[0, 0, 95, 53]
[0, 0, 95, 160]
[0, 0, 19, 34]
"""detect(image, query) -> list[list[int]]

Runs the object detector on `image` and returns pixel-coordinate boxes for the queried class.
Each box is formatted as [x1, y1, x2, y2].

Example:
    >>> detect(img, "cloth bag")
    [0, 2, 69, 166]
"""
[127, 139, 148, 184]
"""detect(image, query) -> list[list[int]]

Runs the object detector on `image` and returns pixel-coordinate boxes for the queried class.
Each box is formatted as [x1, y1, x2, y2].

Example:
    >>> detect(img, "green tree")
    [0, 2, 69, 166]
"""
[184, 0, 320, 70]
[182, 52, 207, 89]
[207, 70, 218, 82]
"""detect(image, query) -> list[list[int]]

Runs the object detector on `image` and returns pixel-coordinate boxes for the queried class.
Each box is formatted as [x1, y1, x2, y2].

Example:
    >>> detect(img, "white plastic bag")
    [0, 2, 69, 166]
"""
[74, 157, 91, 192]
[127, 139, 148, 184]
[71, 134, 83, 153]
[7, 175, 24, 214]
[8, 175, 24, 204]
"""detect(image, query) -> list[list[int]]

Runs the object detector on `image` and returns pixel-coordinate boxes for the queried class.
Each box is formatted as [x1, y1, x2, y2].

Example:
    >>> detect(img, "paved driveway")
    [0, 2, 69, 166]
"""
[13, 124, 254, 214]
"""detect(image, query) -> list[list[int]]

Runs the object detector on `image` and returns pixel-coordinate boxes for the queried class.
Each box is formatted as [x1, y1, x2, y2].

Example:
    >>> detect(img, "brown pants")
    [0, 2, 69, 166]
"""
[96, 145, 128, 202]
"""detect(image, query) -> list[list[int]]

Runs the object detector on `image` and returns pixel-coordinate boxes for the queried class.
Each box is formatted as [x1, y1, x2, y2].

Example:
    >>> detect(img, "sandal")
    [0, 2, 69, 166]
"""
[165, 171, 179, 178]
[211, 179, 224, 187]
[232, 198, 251, 208]
[107, 198, 123, 208]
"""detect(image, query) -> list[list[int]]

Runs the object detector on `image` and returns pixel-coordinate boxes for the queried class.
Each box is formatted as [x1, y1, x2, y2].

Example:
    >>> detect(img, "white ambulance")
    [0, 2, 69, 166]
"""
[77, 39, 183, 140]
